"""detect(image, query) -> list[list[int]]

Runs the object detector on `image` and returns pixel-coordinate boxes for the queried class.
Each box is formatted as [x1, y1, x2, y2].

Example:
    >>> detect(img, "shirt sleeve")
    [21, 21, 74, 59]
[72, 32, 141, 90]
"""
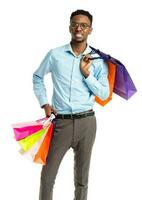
[32, 50, 53, 107]
[83, 59, 110, 100]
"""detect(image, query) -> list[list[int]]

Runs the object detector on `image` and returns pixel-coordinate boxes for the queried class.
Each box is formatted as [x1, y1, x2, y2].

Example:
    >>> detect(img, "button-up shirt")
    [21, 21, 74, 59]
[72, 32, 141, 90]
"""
[33, 43, 109, 114]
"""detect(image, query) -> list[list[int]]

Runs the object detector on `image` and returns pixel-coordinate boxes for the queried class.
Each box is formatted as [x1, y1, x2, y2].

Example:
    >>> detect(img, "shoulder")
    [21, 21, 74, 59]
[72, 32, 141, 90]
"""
[50, 44, 68, 55]
[44, 44, 68, 62]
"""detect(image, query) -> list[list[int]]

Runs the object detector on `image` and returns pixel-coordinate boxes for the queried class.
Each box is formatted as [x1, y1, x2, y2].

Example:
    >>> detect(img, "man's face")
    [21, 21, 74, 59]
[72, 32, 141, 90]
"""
[69, 14, 93, 43]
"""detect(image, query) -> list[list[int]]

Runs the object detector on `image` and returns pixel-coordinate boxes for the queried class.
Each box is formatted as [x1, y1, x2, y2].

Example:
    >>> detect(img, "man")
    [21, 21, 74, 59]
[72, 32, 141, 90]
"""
[33, 9, 109, 200]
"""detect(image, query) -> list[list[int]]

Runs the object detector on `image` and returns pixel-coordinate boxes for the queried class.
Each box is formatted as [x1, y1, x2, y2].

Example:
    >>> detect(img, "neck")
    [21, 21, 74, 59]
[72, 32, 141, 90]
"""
[70, 40, 87, 56]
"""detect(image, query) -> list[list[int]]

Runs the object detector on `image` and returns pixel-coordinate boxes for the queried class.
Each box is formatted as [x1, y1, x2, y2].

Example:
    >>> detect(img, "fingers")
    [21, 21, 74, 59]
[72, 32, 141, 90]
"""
[45, 110, 51, 118]
[82, 54, 93, 64]
[51, 106, 58, 116]
[44, 104, 57, 117]
[81, 55, 92, 68]
[83, 56, 89, 62]
[83, 54, 93, 62]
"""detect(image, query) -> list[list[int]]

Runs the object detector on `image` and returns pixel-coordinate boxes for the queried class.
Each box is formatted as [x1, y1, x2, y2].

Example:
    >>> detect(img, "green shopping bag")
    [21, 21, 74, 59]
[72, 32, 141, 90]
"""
[18, 128, 46, 151]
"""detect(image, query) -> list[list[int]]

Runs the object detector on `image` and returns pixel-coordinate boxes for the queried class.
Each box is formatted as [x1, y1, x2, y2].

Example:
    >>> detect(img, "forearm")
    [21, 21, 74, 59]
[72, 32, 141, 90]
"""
[33, 74, 48, 107]
[84, 73, 110, 100]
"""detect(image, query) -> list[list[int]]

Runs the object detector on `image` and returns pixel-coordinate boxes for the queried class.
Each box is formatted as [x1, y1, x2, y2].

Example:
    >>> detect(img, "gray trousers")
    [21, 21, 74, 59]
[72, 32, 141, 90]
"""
[39, 115, 97, 200]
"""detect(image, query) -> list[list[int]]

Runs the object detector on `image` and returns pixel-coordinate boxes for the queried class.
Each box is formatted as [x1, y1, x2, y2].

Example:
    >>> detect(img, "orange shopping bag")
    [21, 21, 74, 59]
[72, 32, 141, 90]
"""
[34, 123, 54, 165]
[95, 61, 116, 106]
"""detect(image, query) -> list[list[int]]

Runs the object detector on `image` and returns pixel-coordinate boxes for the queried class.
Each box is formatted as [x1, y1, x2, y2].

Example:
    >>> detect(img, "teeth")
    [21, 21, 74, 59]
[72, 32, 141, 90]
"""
[75, 34, 82, 37]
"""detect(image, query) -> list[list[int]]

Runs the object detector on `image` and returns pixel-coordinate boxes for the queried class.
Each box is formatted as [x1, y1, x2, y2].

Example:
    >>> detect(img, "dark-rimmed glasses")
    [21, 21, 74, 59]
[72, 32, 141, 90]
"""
[70, 22, 91, 30]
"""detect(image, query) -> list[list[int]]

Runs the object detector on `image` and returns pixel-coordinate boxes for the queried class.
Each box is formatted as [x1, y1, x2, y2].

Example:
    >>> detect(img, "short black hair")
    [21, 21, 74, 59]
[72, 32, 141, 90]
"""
[70, 10, 93, 25]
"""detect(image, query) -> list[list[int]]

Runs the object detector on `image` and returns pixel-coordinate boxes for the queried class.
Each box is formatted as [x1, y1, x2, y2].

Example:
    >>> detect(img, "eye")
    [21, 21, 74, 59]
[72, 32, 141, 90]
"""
[70, 22, 90, 30]
[71, 22, 78, 27]
[81, 23, 89, 29]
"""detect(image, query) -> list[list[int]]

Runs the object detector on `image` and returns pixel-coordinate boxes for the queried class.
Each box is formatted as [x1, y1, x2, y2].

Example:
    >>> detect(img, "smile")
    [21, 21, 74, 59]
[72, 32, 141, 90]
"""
[74, 33, 83, 38]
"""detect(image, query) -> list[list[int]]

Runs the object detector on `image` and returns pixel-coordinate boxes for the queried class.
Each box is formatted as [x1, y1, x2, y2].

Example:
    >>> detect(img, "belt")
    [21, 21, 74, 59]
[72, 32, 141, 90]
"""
[56, 109, 94, 119]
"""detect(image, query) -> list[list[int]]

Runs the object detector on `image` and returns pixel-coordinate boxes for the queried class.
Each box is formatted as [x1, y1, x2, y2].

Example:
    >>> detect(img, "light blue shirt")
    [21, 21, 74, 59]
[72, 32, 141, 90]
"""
[33, 43, 109, 114]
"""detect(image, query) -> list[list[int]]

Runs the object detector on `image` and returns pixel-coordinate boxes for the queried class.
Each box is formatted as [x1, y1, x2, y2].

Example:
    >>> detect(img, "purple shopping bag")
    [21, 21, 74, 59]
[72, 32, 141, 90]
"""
[113, 60, 137, 99]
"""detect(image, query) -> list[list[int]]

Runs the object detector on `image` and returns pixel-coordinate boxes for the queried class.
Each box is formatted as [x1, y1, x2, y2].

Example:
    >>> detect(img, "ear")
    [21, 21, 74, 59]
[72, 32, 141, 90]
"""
[89, 27, 93, 35]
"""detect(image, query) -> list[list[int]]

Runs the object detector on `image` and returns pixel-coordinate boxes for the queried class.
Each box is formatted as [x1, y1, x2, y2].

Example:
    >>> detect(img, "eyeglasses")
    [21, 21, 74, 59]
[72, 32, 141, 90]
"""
[70, 22, 91, 30]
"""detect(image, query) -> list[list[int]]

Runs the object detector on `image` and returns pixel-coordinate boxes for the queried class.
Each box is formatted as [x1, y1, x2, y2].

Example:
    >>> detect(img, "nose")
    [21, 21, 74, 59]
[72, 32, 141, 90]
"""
[76, 24, 82, 31]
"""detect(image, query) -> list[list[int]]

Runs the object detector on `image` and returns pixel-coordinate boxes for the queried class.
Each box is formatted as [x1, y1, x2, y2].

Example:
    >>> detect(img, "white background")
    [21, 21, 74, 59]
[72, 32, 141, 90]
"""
[0, 0, 142, 199]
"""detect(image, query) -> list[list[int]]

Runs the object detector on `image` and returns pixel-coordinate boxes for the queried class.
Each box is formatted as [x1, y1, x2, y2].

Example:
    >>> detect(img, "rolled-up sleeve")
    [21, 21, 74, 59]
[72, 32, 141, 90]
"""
[33, 50, 53, 107]
[83, 60, 110, 100]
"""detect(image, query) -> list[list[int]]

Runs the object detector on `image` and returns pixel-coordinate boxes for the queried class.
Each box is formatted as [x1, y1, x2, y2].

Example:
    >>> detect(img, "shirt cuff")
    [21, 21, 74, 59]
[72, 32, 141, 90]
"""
[83, 73, 99, 90]
[38, 97, 49, 108]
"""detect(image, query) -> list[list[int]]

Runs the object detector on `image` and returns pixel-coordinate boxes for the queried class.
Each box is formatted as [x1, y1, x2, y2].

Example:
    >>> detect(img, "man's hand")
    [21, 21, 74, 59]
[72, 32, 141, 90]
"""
[80, 54, 93, 78]
[42, 104, 57, 117]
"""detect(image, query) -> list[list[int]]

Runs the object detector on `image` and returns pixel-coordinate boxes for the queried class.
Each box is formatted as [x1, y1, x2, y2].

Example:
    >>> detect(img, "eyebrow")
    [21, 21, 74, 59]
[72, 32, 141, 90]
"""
[71, 21, 89, 24]
[70, 21, 91, 26]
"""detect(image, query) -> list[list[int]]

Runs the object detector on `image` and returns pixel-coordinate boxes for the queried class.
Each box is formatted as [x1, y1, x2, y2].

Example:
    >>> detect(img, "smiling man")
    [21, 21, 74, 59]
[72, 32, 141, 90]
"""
[33, 9, 109, 200]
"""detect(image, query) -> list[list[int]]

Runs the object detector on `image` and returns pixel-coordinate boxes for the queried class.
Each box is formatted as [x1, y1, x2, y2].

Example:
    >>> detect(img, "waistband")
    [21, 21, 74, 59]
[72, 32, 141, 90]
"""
[56, 109, 95, 119]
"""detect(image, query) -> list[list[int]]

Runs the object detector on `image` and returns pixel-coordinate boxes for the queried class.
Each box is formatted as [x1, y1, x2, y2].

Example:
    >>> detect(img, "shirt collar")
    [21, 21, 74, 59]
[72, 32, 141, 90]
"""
[64, 43, 92, 56]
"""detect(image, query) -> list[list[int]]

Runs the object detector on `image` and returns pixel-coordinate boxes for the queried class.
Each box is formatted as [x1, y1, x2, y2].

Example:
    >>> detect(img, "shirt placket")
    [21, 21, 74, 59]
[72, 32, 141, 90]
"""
[69, 56, 81, 113]
[69, 57, 76, 103]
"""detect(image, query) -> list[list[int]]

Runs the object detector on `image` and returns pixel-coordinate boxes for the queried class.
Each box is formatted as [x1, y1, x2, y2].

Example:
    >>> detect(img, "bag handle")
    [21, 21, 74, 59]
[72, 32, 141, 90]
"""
[89, 46, 111, 61]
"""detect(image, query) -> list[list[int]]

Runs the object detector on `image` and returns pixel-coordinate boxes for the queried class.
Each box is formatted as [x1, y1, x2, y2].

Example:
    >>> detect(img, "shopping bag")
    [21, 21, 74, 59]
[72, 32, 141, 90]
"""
[19, 133, 47, 161]
[90, 46, 137, 105]
[12, 119, 44, 141]
[95, 61, 116, 106]
[18, 128, 46, 151]
[12, 114, 55, 164]
[34, 124, 54, 165]
[112, 59, 137, 99]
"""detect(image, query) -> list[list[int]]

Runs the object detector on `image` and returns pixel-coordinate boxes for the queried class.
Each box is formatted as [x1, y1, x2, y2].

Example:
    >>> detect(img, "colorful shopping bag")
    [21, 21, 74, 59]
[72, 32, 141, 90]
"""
[12, 114, 55, 165]
[90, 46, 137, 105]
[12, 119, 44, 141]
[19, 133, 47, 161]
[18, 128, 46, 151]
[112, 59, 137, 99]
